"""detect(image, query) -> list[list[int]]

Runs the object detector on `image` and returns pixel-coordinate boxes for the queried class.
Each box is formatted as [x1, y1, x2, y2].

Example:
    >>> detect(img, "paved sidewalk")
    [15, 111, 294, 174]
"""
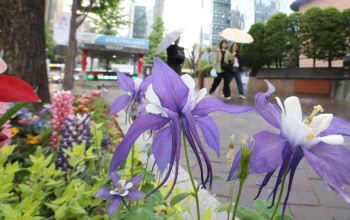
[70, 80, 350, 220]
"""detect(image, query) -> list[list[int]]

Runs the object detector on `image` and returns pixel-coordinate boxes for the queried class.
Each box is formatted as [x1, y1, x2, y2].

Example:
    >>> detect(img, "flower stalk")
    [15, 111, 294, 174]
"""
[227, 135, 234, 220]
[181, 115, 200, 220]
[232, 135, 254, 220]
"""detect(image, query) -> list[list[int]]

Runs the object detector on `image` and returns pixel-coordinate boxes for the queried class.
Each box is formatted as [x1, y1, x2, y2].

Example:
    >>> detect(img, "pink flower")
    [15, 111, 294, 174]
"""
[50, 91, 73, 149]
[0, 102, 11, 148]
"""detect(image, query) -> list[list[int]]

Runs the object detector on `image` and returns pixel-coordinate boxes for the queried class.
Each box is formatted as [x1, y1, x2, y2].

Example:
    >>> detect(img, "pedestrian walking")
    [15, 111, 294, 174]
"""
[229, 43, 246, 99]
[166, 37, 185, 75]
[209, 40, 234, 100]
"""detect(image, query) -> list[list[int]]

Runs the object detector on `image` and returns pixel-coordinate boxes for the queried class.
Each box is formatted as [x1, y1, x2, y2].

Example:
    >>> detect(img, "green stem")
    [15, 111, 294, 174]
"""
[180, 116, 200, 220]
[232, 180, 244, 220]
[227, 181, 234, 220]
[140, 144, 153, 191]
[270, 162, 290, 220]
[94, 127, 100, 162]
[131, 144, 135, 177]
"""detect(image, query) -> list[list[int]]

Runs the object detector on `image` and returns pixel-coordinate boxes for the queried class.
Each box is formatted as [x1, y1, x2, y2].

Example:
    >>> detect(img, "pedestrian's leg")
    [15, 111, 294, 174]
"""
[209, 74, 223, 94]
[223, 72, 231, 98]
[234, 72, 245, 95]
[222, 72, 234, 94]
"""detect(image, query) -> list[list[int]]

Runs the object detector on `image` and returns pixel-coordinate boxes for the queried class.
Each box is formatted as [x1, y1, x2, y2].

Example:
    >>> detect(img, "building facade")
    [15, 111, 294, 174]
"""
[291, 0, 349, 12]
[212, 0, 231, 45]
[133, 5, 147, 39]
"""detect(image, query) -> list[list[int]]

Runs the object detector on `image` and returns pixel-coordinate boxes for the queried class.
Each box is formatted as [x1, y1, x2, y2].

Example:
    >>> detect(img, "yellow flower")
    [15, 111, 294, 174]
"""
[25, 134, 42, 145]
[10, 127, 19, 137]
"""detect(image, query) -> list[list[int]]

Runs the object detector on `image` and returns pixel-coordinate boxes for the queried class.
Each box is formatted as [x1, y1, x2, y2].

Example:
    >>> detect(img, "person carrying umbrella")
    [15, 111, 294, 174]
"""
[166, 37, 185, 75]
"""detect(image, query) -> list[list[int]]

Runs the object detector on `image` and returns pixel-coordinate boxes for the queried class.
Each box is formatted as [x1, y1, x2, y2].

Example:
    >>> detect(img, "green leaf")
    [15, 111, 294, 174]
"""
[208, 176, 223, 181]
[0, 204, 21, 219]
[253, 200, 281, 219]
[67, 205, 87, 215]
[124, 204, 155, 220]
[215, 203, 234, 212]
[275, 214, 294, 220]
[201, 207, 211, 220]
[44, 203, 59, 212]
[236, 206, 264, 220]
[0, 101, 31, 127]
[170, 192, 191, 207]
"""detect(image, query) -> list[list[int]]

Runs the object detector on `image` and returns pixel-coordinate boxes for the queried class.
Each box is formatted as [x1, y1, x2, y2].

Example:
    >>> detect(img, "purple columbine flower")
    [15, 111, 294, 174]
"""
[109, 58, 254, 199]
[94, 172, 145, 217]
[109, 72, 153, 121]
[228, 80, 350, 218]
[101, 137, 113, 148]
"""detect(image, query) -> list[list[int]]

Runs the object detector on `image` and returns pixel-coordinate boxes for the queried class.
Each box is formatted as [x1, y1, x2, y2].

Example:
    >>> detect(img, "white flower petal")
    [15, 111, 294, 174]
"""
[146, 104, 163, 115]
[120, 190, 129, 197]
[145, 85, 161, 106]
[310, 114, 333, 135]
[181, 74, 195, 103]
[284, 114, 312, 148]
[118, 180, 126, 188]
[318, 135, 344, 145]
[192, 88, 207, 109]
[134, 78, 143, 90]
[284, 96, 302, 122]
[124, 182, 133, 190]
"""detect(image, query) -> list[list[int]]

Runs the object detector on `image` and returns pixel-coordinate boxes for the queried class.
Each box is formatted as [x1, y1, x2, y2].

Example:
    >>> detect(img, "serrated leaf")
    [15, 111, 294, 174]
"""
[253, 200, 281, 219]
[202, 207, 211, 220]
[0, 204, 21, 218]
[236, 206, 264, 220]
[44, 203, 59, 211]
[170, 192, 191, 207]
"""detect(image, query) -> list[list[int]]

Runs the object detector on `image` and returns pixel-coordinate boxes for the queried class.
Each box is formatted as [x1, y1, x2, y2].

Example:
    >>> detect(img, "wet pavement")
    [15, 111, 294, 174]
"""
[64, 77, 350, 220]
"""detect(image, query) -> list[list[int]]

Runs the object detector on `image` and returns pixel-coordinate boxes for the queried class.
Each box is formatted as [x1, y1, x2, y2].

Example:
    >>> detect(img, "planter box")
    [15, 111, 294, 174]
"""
[295, 79, 330, 94]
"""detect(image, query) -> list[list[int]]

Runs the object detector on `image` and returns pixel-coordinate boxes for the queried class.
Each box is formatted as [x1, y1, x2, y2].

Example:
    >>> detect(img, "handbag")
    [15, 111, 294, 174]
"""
[221, 62, 231, 72]
[210, 68, 218, 78]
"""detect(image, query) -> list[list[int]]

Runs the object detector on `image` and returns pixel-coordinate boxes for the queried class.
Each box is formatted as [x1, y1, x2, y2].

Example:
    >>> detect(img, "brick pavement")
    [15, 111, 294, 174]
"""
[69, 78, 350, 220]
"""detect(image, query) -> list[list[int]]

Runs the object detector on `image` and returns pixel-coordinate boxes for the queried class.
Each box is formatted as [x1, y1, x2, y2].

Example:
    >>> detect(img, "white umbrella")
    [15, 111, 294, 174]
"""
[156, 28, 185, 54]
[220, 28, 254, 44]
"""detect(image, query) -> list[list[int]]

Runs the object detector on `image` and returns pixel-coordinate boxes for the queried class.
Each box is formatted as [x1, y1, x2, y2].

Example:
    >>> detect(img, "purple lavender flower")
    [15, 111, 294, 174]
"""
[109, 58, 254, 198]
[57, 113, 91, 170]
[109, 72, 152, 121]
[94, 172, 144, 217]
[228, 80, 350, 218]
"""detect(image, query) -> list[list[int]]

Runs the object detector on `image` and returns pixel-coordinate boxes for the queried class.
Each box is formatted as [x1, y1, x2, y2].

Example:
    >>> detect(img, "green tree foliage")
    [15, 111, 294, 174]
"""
[301, 7, 324, 68]
[263, 13, 288, 68]
[286, 12, 303, 67]
[240, 23, 266, 72]
[45, 23, 54, 59]
[318, 7, 347, 67]
[344, 8, 350, 52]
[89, 0, 128, 35]
[145, 16, 167, 64]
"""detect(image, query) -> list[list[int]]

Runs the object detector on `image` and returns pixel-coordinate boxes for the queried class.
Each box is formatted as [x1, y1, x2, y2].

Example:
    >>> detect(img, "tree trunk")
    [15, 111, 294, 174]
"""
[0, 0, 50, 106]
[297, 55, 300, 68]
[63, 0, 78, 90]
[328, 58, 332, 68]
[313, 58, 316, 68]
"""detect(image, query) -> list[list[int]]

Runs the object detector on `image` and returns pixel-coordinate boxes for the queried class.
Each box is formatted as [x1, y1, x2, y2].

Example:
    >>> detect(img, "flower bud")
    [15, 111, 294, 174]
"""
[226, 135, 234, 166]
[238, 134, 255, 182]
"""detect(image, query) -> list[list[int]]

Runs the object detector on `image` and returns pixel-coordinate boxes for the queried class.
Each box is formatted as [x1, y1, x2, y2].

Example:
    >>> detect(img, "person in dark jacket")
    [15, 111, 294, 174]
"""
[167, 37, 185, 75]
[229, 43, 246, 99]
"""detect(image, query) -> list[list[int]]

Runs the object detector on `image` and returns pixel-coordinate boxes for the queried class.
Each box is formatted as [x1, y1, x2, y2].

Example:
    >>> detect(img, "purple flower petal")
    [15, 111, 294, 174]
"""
[110, 172, 121, 189]
[152, 58, 189, 113]
[255, 80, 281, 129]
[108, 197, 121, 217]
[126, 189, 145, 201]
[109, 114, 170, 173]
[94, 188, 113, 200]
[192, 97, 254, 117]
[127, 174, 144, 186]
[152, 126, 172, 175]
[321, 116, 350, 137]
[228, 131, 288, 181]
[109, 94, 131, 115]
[139, 75, 153, 95]
[183, 119, 206, 187]
[195, 116, 220, 157]
[117, 71, 135, 92]
[303, 142, 350, 202]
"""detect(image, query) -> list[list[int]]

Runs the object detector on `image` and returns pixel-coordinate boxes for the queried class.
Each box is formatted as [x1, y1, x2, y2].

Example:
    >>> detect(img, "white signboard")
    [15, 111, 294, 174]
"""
[53, 11, 71, 46]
